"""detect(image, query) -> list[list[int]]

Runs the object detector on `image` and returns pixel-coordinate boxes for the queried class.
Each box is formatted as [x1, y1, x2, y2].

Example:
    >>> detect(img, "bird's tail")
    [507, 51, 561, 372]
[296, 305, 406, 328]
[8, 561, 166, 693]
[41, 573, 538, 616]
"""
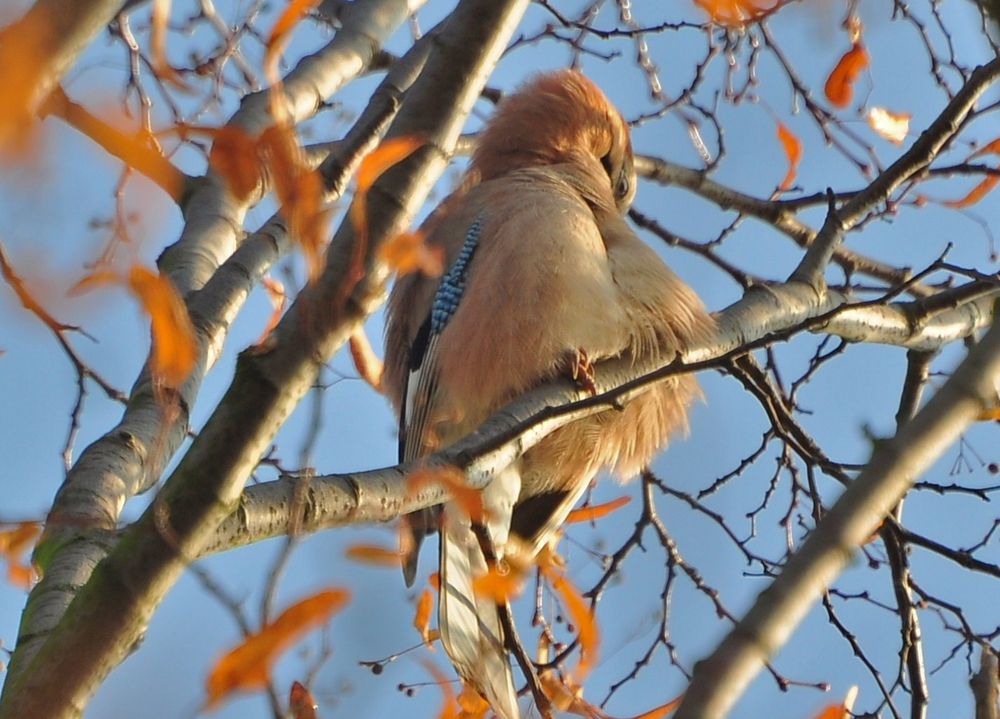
[437, 465, 523, 719]
[439, 524, 520, 719]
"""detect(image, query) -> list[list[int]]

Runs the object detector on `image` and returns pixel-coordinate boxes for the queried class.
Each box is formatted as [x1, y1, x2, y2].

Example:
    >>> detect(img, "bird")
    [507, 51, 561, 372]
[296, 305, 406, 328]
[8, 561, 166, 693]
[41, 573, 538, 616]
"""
[383, 69, 714, 719]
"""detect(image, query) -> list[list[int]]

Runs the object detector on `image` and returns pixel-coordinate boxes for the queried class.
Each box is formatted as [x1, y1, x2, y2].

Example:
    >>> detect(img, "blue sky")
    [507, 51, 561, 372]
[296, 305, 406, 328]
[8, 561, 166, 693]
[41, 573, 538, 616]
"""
[1, 1, 999, 717]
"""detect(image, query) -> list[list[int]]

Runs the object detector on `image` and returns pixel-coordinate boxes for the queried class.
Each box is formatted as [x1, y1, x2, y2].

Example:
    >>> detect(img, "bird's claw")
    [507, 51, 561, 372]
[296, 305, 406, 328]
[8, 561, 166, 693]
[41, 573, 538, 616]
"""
[566, 348, 598, 396]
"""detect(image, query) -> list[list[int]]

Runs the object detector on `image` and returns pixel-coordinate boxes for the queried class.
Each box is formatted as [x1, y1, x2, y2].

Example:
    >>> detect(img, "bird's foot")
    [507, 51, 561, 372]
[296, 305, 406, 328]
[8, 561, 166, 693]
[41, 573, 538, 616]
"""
[565, 348, 598, 396]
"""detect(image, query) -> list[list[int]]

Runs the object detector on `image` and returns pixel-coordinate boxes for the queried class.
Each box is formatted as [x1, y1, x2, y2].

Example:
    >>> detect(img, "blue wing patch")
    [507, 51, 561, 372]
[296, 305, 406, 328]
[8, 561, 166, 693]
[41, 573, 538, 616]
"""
[430, 215, 483, 333]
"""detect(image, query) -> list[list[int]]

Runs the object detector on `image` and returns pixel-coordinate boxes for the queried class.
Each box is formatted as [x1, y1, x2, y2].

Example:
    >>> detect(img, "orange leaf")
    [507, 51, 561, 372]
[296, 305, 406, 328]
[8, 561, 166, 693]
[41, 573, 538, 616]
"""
[867, 107, 911, 145]
[543, 568, 599, 680]
[428, 571, 441, 592]
[345, 543, 403, 567]
[0, 9, 47, 153]
[970, 137, 1000, 159]
[413, 588, 434, 646]
[357, 137, 427, 193]
[254, 275, 286, 346]
[540, 674, 679, 719]
[566, 496, 631, 524]
[265, 0, 322, 82]
[978, 405, 1000, 421]
[350, 137, 425, 240]
[811, 686, 858, 719]
[259, 125, 329, 280]
[420, 659, 460, 719]
[539, 673, 605, 717]
[71, 265, 197, 387]
[775, 121, 802, 191]
[539, 673, 578, 712]
[0, 522, 41, 557]
[944, 174, 999, 208]
[349, 327, 384, 391]
[535, 545, 567, 572]
[472, 566, 524, 603]
[289, 681, 318, 719]
[407, 466, 487, 523]
[205, 589, 349, 708]
[127, 265, 197, 387]
[457, 684, 491, 718]
[379, 229, 445, 277]
[210, 126, 263, 201]
[628, 694, 684, 719]
[6, 563, 35, 589]
[824, 43, 869, 108]
[0, 522, 41, 589]
[693, 0, 776, 26]
[68, 270, 120, 294]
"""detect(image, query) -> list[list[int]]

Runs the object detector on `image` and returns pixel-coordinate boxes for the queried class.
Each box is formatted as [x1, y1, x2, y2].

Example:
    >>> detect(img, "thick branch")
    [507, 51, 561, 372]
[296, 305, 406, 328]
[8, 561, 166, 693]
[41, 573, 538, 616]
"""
[203, 276, 997, 553]
[0, 0, 420, 708]
[0, 3, 529, 717]
[972, 645, 999, 719]
[816, 286, 997, 350]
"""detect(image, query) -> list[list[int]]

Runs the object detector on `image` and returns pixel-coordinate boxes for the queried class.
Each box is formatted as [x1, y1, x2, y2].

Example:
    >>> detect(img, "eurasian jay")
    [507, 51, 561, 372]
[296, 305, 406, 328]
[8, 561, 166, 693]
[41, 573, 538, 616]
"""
[383, 69, 713, 719]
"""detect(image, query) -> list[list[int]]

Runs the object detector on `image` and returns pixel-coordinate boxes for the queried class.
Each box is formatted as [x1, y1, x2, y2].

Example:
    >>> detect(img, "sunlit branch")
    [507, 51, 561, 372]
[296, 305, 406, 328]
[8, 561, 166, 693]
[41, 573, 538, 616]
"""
[43, 88, 194, 203]
[0, 0, 423, 708]
[0, 3, 530, 718]
[205, 270, 996, 554]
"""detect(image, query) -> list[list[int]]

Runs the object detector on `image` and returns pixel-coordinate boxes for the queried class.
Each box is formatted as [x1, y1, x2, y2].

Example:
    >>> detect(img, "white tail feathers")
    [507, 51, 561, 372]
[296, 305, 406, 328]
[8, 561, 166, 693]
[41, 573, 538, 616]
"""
[437, 466, 522, 719]
[439, 527, 519, 719]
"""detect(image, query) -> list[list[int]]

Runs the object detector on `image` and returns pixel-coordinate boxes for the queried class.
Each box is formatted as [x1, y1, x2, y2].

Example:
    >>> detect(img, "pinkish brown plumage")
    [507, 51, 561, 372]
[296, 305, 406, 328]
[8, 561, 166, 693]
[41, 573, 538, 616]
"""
[383, 69, 713, 719]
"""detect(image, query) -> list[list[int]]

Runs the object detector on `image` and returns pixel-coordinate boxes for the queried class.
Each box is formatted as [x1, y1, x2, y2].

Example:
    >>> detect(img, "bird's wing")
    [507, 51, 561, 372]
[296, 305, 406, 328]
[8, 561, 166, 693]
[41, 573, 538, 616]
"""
[393, 207, 521, 716]
[391, 212, 485, 585]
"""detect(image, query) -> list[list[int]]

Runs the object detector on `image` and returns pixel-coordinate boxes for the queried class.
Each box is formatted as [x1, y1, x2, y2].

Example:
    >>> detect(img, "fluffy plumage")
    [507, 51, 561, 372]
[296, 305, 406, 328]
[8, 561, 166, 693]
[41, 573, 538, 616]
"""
[383, 69, 713, 719]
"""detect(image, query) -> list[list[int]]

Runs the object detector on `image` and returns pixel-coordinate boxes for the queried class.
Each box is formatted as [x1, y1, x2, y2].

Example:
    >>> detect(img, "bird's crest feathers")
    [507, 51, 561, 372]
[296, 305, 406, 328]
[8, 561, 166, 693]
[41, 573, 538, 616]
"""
[472, 70, 633, 202]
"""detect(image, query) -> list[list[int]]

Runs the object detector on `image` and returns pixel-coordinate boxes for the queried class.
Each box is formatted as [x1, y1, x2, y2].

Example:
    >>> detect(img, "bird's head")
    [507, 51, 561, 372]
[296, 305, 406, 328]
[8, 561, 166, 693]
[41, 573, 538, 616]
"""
[471, 69, 637, 211]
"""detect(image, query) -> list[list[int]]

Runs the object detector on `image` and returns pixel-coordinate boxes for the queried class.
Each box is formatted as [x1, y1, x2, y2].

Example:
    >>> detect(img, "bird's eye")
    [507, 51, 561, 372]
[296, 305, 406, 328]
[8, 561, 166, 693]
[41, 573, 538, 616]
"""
[614, 173, 630, 200]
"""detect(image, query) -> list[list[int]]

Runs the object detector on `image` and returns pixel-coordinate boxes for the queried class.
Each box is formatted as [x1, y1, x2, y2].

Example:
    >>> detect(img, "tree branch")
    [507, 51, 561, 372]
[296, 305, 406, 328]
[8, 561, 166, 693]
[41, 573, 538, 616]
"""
[0, 0, 421, 708]
[672, 309, 1000, 719]
[972, 645, 999, 719]
[633, 153, 929, 295]
[199, 272, 995, 554]
[0, 2, 530, 717]
[42, 87, 195, 203]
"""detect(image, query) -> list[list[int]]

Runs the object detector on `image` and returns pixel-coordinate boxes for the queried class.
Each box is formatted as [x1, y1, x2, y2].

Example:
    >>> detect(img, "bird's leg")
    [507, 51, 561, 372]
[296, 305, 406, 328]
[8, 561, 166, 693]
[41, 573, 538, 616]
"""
[471, 524, 555, 719]
[564, 347, 598, 396]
